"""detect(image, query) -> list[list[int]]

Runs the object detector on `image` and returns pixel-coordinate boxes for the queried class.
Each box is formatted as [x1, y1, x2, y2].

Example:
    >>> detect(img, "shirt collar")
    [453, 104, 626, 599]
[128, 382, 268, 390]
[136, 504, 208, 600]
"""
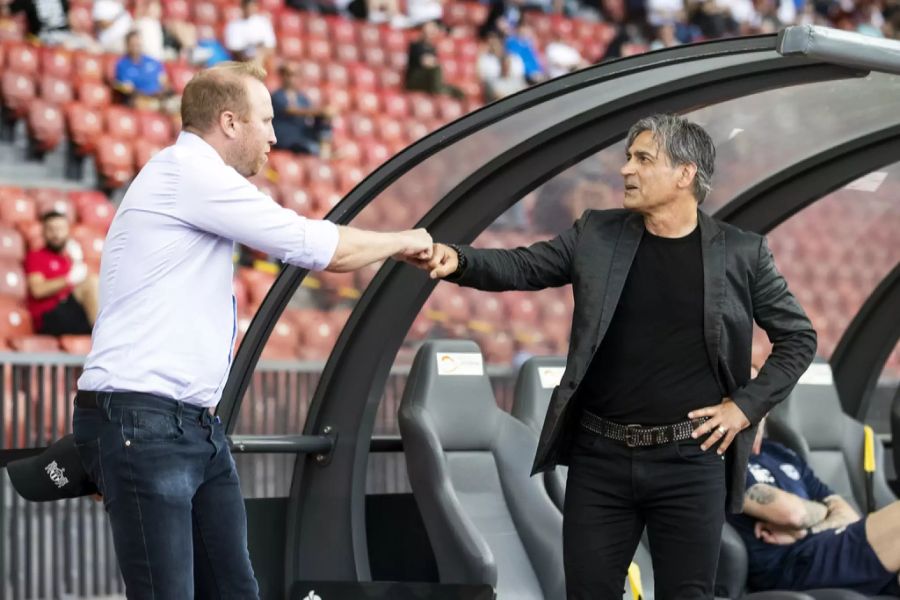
[175, 131, 226, 165]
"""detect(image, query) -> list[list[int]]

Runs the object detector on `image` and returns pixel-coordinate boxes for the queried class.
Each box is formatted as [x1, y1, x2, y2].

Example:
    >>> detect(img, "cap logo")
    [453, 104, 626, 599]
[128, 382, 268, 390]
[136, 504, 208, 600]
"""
[45, 461, 69, 488]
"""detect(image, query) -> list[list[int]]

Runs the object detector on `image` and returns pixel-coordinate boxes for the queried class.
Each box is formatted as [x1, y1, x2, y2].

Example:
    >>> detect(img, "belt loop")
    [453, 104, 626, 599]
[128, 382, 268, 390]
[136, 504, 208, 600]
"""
[175, 401, 184, 427]
[100, 392, 113, 421]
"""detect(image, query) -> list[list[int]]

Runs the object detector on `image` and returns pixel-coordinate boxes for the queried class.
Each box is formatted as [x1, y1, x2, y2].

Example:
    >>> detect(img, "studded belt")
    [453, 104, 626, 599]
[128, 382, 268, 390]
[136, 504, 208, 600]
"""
[580, 410, 709, 448]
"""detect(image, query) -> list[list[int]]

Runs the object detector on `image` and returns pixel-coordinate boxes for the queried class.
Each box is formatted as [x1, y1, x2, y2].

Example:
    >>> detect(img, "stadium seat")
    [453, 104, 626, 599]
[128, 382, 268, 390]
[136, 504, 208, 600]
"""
[353, 89, 380, 114]
[133, 138, 166, 170]
[0, 187, 36, 225]
[9, 335, 60, 353]
[240, 267, 277, 307]
[267, 151, 306, 185]
[323, 63, 349, 88]
[334, 43, 360, 63]
[0, 300, 33, 339]
[306, 38, 332, 62]
[0, 260, 26, 300]
[297, 60, 323, 85]
[321, 86, 352, 113]
[94, 135, 135, 189]
[76, 195, 115, 232]
[276, 9, 304, 36]
[192, 0, 219, 26]
[346, 113, 375, 139]
[278, 34, 304, 60]
[30, 188, 73, 220]
[162, 0, 190, 21]
[362, 140, 391, 168]
[0, 225, 24, 261]
[278, 184, 314, 216]
[76, 79, 111, 108]
[38, 74, 74, 105]
[67, 3, 92, 34]
[59, 334, 92, 355]
[165, 62, 196, 94]
[26, 100, 65, 153]
[337, 165, 365, 193]
[71, 51, 104, 81]
[4, 42, 39, 75]
[1, 71, 36, 120]
[136, 109, 173, 145]
[349, 64, 377, 90]
[398, 339, 566, 599]
[70, 225, 105, 269]
[105, 105, 140, 140]
[65, 103, 104, 155]
[380, 91, 409, 118]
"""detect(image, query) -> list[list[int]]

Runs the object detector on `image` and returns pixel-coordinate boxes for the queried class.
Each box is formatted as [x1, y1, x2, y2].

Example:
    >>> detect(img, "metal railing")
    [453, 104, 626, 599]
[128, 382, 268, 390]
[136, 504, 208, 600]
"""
[0, 353, 517, 600]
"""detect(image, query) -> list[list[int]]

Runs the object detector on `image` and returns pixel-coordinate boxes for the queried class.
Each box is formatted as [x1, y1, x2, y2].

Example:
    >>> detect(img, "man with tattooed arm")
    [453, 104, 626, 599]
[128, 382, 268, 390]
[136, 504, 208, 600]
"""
[728, 416, 900, 595]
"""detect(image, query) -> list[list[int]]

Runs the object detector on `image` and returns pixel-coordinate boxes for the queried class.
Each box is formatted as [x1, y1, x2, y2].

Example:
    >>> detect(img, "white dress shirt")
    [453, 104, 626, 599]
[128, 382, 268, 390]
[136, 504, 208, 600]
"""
[78, 132, 339, 407]
[224, 14, 276, 57]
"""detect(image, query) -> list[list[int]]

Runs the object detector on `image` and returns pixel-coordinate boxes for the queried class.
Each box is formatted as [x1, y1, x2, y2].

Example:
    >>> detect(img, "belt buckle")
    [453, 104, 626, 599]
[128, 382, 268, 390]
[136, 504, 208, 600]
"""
[625, 424, 641, 448]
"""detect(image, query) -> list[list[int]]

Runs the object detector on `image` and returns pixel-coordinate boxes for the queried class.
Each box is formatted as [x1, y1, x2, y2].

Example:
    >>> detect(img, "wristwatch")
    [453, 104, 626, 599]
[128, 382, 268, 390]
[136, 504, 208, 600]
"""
[446, 244, 467, 278]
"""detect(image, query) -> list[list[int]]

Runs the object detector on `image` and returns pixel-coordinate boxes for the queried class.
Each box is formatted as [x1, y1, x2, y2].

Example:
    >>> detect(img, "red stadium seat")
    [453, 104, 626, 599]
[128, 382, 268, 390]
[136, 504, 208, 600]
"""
[267, 151, 305, 185]
[40, 46, 73, 78]
[1, 71, 36, 119]
[305, 14, 329, 38]
[329, 18, 356, 44]
[349, 64, 377, 90]
[278, 184, 314, 216]
[380, 91, 409, 118]
[304, 159, 336, 186]
[388, 51, 407, 71]
[0, 225, 24, 261]
[376, 66, 402, 89]
[70, 224, 105, 268]
[136, 109, 173, 145]
[374, 116, 404, 144]
[381, 28, 408, 53]
[9, 335, 60, 353]
[404, 120, 429, 142]
[276, 9, 304, 35]
[334, 43, 359, 64]
[94, 135, 135, 189]
[305, 38, 331, 62]
[76, 79, 111, 108]
[162, 0, 190, 21]
[192, 1, 219, 26]
[240, 267, 276, 307]
[165, 62, 196, 94]
[0, 300, 33, 338]
[4, 42, 39, 74]
[76, 196, 115, 232]
[0, 260, 26, 300]
[71, 51, 104, 81]
[436, 96, 464, 121]
[69, 190, 109, 212]
[362, 140, 391, 168]
[321, 86, 351, 113]
[408, 94, 437, 121]
[26, 100, 65, 152]
[278, 34, 304, 60]
[133, 138, 166, 170]
[30, 188, 74, 220]
[37, 74, 74, 104]
[363, 46, 387, 68]
[59, 334, 92, 355]
[357, 23, 381, 46]
[323, 63, 349, 88]
[346, 113, 375, 139]
[0, 187, 36, 225]
[297, 60, 323, 85]
[65, 103, 104, 156]
[353, 89, 380, 114]
[335, 140, 362, 166]
[105, 105, 139, 140]
[337, 166, 365, 194]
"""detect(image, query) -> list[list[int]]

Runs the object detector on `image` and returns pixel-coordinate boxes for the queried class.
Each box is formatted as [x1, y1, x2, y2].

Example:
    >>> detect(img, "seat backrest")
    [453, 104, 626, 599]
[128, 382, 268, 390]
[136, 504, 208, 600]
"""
[509, 356, 656, 600]
[399, 340, 565, 600]
[768, 360, 896, 513]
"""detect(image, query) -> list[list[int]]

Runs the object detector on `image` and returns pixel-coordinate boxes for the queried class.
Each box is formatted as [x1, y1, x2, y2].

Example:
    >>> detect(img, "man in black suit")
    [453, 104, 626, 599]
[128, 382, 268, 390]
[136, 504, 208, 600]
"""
[409, 113, 817, 599]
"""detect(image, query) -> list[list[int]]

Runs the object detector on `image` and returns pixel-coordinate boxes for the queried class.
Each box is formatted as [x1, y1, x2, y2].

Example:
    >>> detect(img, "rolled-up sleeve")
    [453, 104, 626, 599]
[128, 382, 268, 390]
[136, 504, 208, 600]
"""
[178, 159, 339, 271]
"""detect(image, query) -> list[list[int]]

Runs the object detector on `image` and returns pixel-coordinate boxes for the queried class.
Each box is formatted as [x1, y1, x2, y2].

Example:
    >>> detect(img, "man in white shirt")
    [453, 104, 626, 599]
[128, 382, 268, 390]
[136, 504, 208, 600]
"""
[224, 0, 276, 62]
[72, 61, 433, 599]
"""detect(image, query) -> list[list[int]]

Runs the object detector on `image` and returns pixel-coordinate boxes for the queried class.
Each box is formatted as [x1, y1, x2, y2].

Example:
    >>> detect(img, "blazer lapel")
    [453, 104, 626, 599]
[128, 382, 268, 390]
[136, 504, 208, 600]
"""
[699, 210, 726, 392]
[590, 212, 644, 353]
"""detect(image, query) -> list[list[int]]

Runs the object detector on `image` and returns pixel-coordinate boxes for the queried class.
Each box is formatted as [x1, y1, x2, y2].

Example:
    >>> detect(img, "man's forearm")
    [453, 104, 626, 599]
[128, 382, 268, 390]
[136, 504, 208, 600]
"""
[810, 495, 861, 534]
[326, 226, 426, 273]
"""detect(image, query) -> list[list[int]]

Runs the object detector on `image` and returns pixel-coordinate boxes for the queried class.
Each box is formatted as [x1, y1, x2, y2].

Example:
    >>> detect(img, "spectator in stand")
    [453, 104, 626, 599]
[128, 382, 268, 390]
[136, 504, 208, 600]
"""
[114, 30, 173, 111]
[477, 31, 528, 101]
[25, 212, 99, 336]
[133, 0, 197, 62]
[404, 20, 465, 98]
[0, 0, 76, 46]
[191, 25, 232, 68]
[272, 63, 336, 159]
[544, 31, 588, 77]
[93, 0, 134, 54]
[224, 0, 276, 62]
[505, 22, 547, 83]
[649, 22, 681, 49]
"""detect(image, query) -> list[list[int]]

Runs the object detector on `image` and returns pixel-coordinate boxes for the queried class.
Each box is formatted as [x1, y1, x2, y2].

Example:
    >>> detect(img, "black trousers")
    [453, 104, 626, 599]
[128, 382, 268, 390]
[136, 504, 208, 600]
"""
[563, 429, 727, 600]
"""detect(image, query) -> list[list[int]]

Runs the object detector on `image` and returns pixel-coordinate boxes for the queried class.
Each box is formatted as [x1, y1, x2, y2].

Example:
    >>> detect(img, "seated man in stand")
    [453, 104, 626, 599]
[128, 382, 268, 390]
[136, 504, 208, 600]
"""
[729, 416, 900, 596]
[25, 212, 99, 336]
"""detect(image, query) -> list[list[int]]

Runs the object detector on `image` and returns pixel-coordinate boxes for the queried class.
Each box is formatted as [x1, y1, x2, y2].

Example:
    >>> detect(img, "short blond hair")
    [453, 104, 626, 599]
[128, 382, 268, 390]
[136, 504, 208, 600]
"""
[181, 61, 267, 134]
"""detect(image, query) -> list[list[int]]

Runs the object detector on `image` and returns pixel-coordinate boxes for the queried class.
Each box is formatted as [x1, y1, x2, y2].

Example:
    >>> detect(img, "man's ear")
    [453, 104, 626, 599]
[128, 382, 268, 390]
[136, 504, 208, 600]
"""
[220, 110, 238, 139]
[678, 162, 698, 191]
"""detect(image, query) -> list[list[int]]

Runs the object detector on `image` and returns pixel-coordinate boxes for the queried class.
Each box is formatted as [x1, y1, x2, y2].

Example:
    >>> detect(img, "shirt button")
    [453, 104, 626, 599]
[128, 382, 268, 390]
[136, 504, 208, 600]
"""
[125, 440, 132, 447]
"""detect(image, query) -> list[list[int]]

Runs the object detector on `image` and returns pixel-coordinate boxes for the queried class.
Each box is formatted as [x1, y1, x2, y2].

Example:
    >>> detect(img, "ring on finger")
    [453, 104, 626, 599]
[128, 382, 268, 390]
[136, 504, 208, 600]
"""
[717, 425, 728, 435]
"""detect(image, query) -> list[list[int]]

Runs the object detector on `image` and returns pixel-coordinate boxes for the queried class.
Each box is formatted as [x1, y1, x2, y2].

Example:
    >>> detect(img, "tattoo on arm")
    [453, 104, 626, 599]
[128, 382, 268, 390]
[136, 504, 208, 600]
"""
[747, 485, 775, 505]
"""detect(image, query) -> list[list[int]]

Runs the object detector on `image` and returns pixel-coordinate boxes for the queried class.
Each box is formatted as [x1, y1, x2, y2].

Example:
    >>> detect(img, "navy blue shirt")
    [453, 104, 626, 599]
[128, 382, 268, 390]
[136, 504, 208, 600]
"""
[727, 440, 834, 590]
[271, 88, 315, 151]
[115, 54, 164, 95]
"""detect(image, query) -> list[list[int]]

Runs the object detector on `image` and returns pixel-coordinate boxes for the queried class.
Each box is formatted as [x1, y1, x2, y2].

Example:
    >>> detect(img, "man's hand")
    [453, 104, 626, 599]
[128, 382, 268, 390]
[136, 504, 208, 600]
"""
[688, 398, 751, 454]
[66, 263, 88, 286]
[406, 243, 460, 279]
[393, 228, 434, 263]
[754, 521, 806, 545]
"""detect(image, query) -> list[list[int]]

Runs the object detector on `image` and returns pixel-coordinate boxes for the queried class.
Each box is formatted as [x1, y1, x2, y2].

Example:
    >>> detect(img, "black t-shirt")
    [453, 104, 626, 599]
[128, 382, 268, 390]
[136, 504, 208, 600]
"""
[406, 40, 436, 72]
[10, 0, 69, 36]
[578, 226, 722, 424]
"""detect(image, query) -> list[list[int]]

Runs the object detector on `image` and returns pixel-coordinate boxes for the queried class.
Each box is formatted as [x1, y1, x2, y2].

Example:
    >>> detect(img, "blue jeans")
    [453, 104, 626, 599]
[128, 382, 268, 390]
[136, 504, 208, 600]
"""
[73, 392, 259, 599]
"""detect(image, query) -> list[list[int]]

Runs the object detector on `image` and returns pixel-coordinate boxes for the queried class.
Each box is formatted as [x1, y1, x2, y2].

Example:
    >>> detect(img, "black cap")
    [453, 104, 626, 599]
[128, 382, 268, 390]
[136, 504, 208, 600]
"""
[7, 435, 98, 501]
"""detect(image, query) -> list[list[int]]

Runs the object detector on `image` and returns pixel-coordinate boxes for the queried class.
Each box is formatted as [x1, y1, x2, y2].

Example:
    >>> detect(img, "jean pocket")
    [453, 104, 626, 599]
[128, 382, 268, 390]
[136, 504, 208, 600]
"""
[675, 438, 725, 464]
[74, 437, 104, 494]
[128, 410, 184, 443]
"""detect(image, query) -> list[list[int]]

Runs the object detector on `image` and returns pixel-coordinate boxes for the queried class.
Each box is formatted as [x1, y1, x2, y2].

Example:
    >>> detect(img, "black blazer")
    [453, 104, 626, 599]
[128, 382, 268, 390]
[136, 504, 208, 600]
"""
[450, 209, 817, 512]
